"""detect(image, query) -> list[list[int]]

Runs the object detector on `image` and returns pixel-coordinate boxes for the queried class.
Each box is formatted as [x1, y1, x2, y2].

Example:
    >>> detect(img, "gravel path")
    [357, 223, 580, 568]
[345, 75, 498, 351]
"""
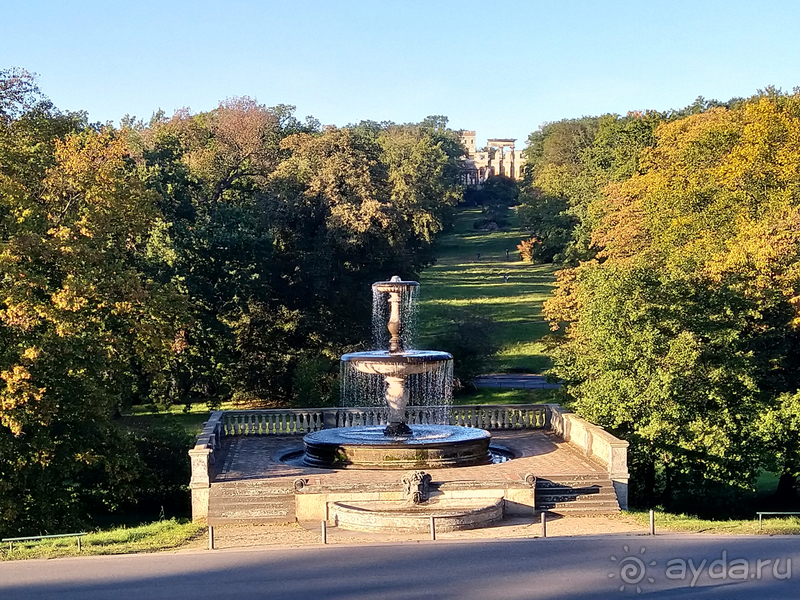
[209, 514, 649, 550]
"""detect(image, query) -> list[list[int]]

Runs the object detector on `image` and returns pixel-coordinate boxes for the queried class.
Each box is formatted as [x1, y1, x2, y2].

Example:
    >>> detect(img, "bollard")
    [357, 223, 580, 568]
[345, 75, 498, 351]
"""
[430, 516, 436, 541]
[77, 536, 81, 552]
[208, 525, 215, 550]
[649, 509, 655, 536]
[321, 520, 327, 544]
[541, 512, 547, 538]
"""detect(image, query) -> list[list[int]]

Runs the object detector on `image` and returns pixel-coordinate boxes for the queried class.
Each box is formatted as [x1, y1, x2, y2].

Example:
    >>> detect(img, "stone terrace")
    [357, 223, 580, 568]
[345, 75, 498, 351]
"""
[215, 430, 604, 484]
[189, 405, 629, 525]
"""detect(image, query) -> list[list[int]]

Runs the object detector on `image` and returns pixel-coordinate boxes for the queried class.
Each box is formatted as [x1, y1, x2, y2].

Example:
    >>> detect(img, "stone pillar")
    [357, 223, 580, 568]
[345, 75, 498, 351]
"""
[609, 440, 630, 510]
[189, 448, 212, 521]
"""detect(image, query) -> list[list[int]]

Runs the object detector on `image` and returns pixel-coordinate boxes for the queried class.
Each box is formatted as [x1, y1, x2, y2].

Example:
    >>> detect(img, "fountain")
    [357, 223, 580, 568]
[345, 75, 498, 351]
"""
[302, 276, 493, 469]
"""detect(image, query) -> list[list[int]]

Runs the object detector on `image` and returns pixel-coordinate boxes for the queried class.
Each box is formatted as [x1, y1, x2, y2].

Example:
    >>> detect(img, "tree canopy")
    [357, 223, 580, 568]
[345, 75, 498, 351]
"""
[544, 90, 800, 513]
[0, 69, 465, 534]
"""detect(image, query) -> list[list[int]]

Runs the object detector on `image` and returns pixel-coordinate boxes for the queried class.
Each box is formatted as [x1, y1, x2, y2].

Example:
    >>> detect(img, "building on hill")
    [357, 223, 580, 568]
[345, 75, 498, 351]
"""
[460, 131, 526, 186]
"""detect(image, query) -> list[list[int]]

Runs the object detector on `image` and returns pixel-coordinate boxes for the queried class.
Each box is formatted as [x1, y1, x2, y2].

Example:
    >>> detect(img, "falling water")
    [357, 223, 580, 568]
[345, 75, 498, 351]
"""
[371, 284, 418, 351]
[340, 359, 453, 424]
[341, 279, 452, 425]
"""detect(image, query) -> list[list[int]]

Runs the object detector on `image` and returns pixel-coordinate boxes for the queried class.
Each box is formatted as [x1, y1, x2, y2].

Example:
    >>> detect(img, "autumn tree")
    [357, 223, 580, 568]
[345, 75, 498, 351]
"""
[0, 85, 186, 532]
[546, 91, 800, 513]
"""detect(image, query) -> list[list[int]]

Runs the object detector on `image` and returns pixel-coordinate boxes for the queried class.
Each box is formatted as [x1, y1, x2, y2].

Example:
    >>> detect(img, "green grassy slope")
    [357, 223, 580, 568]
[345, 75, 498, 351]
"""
[417, 208, 557, 374]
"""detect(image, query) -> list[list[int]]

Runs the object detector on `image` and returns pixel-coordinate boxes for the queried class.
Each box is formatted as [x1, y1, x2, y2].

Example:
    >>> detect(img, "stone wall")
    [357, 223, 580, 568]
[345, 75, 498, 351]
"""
[546, 404, 630, 509]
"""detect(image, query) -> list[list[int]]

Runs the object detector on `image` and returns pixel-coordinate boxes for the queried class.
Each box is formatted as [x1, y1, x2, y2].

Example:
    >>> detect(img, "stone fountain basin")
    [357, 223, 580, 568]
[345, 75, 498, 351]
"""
[303, 425, 492, 469]
[329, 498, 504, 533]
[341, 350, 452, 375]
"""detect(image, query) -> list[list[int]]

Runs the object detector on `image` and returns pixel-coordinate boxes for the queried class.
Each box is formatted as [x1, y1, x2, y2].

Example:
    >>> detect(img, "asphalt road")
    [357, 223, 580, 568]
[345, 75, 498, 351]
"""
[2, 535, 799, 599]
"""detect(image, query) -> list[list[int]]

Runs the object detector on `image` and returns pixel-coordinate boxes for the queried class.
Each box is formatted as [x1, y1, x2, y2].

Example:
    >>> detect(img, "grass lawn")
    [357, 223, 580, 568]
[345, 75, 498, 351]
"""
[0, 519, 204, 561]
[418, 207, 557, 374]
[627, 510, 800, 535]
[453, 388, 560, 405]
[120, 401, 242, 436]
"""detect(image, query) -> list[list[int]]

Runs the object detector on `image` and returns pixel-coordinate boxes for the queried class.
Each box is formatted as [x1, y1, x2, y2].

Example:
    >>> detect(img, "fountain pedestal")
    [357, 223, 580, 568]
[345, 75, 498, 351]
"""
[384, 376, 411, 436]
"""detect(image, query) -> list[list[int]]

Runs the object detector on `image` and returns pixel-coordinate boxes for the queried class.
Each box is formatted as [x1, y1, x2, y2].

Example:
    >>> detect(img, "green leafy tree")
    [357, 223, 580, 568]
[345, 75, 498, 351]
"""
[0, 96, 186, 533]
[546, 92, 800, 514]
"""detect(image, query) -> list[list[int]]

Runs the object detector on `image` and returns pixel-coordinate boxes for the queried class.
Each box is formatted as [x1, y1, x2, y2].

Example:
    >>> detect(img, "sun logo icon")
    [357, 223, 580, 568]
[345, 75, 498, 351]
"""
[609, 545, 656, 593]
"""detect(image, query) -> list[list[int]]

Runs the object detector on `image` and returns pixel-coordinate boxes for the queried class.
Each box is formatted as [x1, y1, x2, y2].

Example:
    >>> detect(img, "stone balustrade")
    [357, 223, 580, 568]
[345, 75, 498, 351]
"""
[214, 404, 551, 435]
[223, 409, 326, 436]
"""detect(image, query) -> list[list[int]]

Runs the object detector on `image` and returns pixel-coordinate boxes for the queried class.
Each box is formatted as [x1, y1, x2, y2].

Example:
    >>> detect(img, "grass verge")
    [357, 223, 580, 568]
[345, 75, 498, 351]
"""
[0, 519, 205, 561]
[626, 510, 800, 535]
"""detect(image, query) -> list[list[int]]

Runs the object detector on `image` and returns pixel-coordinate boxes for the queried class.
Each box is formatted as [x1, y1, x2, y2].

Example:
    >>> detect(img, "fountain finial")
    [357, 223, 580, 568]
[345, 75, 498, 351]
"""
[372, 276, 419, 354]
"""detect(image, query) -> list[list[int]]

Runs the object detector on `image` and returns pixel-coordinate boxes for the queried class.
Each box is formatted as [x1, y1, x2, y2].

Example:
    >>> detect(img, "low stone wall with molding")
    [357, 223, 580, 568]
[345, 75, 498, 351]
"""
[546, 404, 629, 509]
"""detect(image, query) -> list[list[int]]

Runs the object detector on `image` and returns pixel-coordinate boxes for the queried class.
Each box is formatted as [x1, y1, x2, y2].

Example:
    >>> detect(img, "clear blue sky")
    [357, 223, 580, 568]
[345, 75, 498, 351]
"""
[3, 0, 799, 147]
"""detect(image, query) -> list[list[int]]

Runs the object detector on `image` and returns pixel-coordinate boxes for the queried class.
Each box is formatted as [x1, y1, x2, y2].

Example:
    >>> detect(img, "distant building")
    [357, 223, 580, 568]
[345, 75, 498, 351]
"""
[459, 131, 526, 186]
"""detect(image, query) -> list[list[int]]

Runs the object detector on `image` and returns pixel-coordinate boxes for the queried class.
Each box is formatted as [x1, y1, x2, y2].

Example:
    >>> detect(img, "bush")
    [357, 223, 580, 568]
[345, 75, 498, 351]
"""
[128, 422, 194, 519]
[433, 311, 499, 391]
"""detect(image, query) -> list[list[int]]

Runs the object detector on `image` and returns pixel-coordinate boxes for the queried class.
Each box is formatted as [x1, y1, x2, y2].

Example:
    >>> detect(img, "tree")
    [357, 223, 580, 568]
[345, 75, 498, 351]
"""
[0, 120, 186, 533]
[0, 68, 42, 122]
[545, 92, 800, 514]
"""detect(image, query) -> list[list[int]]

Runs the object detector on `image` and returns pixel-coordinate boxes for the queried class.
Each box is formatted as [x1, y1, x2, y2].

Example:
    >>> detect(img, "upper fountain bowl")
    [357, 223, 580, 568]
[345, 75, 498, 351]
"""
[372, 275, 419, 295]
[342, 350, 453, 376]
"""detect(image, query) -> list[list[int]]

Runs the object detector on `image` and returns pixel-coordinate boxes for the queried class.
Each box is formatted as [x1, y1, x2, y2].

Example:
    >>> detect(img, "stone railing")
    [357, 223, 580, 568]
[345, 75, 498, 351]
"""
[450, 404, 548, 429]
[546, 404, 630, 509]
[188, 410, 224, 518]
[222, 409, 327, 436]
[217, 404, 550, 434]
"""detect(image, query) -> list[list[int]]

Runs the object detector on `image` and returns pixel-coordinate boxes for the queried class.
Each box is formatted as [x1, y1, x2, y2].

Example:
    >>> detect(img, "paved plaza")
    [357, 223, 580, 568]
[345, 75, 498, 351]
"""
[214, 430, 605, 486]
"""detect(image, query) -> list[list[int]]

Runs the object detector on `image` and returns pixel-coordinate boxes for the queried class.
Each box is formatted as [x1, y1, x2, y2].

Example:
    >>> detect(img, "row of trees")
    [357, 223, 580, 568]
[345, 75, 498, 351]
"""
[531, 89, 800, 514]
[517, 96, 742, 263]
[0, 68, 464, 534]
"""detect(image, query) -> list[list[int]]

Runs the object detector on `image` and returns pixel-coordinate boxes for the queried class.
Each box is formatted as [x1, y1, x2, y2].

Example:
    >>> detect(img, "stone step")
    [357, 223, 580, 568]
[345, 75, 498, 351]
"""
[208, 496, 294, 508]
[536, 507, 621, 517]
[537, 499, 620, 510]
[536, 484, 615, 493]
[536, 477, 613, 488]
[210, 485, 295, 498]
[208, 505, 293, 518]
[536, 492, 619, 503]
[208, 503, 294, 522]
[207, 515, 293, 526]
